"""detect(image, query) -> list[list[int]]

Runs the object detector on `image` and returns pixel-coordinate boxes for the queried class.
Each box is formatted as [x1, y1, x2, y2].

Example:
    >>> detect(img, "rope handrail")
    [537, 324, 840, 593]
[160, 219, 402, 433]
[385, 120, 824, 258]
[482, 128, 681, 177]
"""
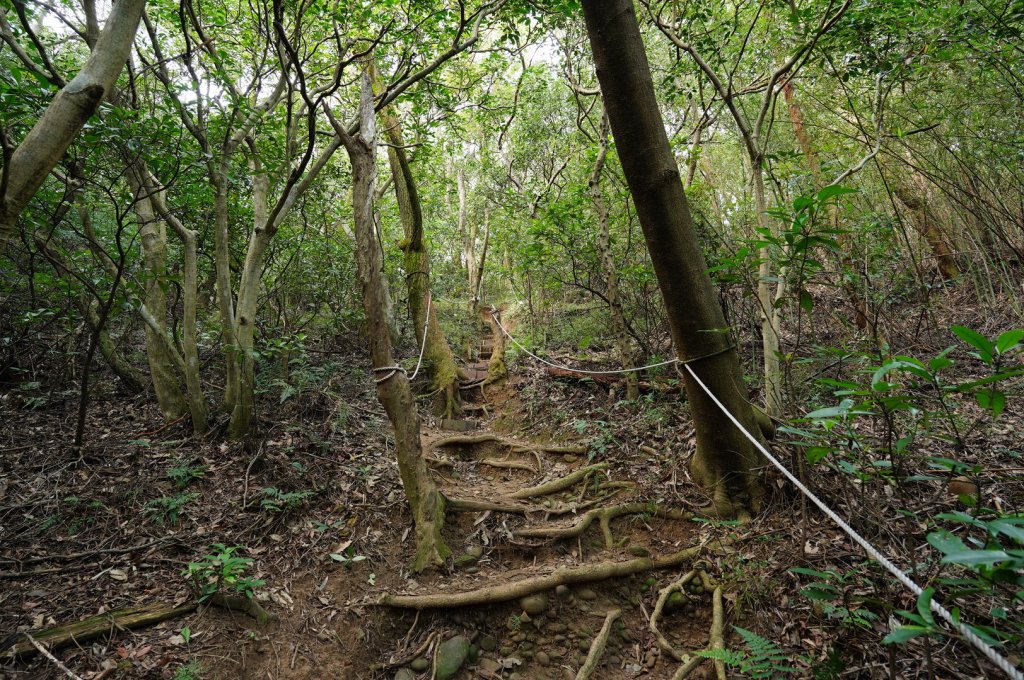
[681, 363, 1023, 680]
[374, 293, 432, 384]
[487, 306, 1021, 677]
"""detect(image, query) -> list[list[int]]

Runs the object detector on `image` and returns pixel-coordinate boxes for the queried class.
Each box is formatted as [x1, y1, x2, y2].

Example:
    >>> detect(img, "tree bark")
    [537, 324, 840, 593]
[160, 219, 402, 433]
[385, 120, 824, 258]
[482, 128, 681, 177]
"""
[372, 64, 466, 417]
[339, 71, 450, 570]
[0, 0, 146, 249]
[135, 191, 188, 419]
[893, 176, 961, 281]
[581, 0, 764, 516]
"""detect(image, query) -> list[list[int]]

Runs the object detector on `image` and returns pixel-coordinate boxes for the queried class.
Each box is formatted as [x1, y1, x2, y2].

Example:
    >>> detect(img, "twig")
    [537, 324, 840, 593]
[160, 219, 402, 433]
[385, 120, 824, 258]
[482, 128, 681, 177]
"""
[23, 634, 85, 680]
[710, 586, 726, 680]
[575, 609, 621, 680]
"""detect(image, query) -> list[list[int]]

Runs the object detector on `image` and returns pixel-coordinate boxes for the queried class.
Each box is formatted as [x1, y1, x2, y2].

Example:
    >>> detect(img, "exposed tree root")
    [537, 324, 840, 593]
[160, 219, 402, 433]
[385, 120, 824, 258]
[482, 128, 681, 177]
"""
[515, 502, 689, 548]
[575, 608, 621, 680]
[710, 585, 727, 680]
[650, 570, 698, 661]
[510, 463, 608, 499]
[479, 457, 537, 473]
[667, 580, 727, 680]
[378, 540, 726, 609]
[446, 495, 537, 514]
[430, 433, 586, 457]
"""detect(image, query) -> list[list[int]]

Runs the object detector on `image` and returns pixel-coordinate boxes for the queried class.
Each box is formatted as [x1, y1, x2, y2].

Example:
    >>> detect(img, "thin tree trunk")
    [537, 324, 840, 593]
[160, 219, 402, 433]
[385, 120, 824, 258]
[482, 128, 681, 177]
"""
[338, 71, 450, 571]
[752, 160, 785, 420]
[372, 64, 466, 417]
[228, 159, 270, 438]
[782, 80, 871, 332]
[212, 173, 241, 412]
[135, 191, 188, 419]
[591, 114, 639, 400]
[0, 0, 146, 249]
[893, 177, 961, 281]
[582, 0, 764, 516]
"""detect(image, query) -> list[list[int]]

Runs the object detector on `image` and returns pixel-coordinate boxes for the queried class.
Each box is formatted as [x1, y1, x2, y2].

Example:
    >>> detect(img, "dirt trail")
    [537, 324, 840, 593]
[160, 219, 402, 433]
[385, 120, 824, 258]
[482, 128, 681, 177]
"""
[367, 308, 719, 680]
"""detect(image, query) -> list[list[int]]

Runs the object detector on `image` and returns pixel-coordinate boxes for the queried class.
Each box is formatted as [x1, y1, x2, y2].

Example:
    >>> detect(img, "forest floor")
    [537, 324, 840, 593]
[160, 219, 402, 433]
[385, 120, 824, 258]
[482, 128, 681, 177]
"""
[1, 293, 1022, 679]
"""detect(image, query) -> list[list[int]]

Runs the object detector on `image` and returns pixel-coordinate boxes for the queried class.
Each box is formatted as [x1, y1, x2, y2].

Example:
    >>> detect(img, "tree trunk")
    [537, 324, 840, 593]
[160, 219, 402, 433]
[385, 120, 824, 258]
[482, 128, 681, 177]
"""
[135, 192, 188, 419]
[228, 160, 270, 438]
[591, 114, 639, 400]
[752, 159, 785, 420]
[893, 177, 961, 281]
[581, 0, 764, 516]
[340, 71, 450, 570]
[212, 173, 241, 413]
[373, 65, 466, 417]
[782, 80, 871, 332]
[0, 0, 146, 249]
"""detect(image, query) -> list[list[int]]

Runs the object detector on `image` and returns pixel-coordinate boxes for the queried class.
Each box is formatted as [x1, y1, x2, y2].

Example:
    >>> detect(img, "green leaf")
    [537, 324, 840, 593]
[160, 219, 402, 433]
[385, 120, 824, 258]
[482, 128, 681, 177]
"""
[927, 530, 969, 556]
[799, 289, 813, 312]
[940, 550, 1012, 567]
[816, 185, 858, 202]
[995, 329, 1024, 354]
[883, 626, 930, 644]
[916, 587, 935, 626]
[951, 326, 994, 362]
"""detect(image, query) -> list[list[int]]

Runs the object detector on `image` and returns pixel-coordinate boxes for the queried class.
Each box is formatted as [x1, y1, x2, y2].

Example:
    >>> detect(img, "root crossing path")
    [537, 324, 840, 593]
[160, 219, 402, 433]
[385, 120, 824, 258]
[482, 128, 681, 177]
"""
[378, 306, 731, 680]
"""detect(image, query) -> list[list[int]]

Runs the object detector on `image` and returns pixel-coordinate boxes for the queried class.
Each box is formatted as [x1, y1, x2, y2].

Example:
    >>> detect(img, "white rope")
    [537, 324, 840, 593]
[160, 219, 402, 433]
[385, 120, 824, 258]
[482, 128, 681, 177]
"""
[490, 313, 679, 375]
[681, 363, 1024, 680]
[371, 293, 433, 384]
[408, 292, 432, 381]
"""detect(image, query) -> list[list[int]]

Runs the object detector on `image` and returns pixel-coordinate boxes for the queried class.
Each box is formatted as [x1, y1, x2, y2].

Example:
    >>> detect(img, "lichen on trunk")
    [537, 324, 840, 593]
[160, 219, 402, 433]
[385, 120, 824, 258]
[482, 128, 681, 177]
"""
[336, 69, 450, 571]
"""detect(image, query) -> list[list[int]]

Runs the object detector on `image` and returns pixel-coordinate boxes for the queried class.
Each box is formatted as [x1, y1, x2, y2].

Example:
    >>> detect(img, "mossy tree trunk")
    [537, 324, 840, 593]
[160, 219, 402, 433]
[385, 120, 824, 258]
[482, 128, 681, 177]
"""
[582, 0, 764, 516]
[337, 71, 450, 571]
[135, 191, 188, 419]
[371, 62, 467, 417]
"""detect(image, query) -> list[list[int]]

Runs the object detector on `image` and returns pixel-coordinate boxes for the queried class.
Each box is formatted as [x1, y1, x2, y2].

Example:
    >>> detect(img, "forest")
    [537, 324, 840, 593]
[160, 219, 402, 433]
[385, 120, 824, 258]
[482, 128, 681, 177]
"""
[1, 0, 1023, 677]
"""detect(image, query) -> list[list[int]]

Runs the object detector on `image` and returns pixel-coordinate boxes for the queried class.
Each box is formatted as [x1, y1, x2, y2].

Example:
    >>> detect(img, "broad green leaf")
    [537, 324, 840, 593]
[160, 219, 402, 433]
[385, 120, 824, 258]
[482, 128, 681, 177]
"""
[916, 587, 935, 626]
[883, 626, 930, 644]
[817, 185, 858, 202]
[995, 329, 1024, 354]
[940, 550, 1011, 567]
[951, 325, 994, 362]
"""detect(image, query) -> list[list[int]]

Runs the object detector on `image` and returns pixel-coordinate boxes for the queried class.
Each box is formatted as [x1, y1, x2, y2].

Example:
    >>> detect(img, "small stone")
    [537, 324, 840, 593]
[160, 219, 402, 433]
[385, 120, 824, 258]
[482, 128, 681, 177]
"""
[645, 650, 657, 668]
[478, 657, 501, 675]
[563, 454, 579, 464]
[468, 644, 479, 662]
[619, 628, 633, 642]
[555, 585, 571, 599]
[577, 603, 590, 613]
[466, 545, 484, 558]
[479, 635, 497, 652]
[464, 566, 479, 574]
[454, 553, 478, 567]
[578, 639, 591, 652]
[576, 588, 597, 601]
[608, 655, 622, 666]
[500, 645, 515, 656]
[409, 657, 429, 672]
[519, 593, 549, 616]
[512, 632, 526, 643]
[536, 651, 551, 666]
[627, 545, 650, 557]
[665, 591, 687, 611]
[394, 669, 416, 680]
[435, 635, 471, 680]
[547, 622, 567, 634]
[554, 634, 566, 643]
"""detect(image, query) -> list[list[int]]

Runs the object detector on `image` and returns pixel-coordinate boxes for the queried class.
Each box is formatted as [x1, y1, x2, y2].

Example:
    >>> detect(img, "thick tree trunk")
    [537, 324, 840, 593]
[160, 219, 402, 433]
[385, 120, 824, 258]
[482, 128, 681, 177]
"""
[0, 0, 146, 250]
[591, 115, 639, 400]
[373, 67, 466, 417]
[340, 72, 450, 570]
[135, 192, 188, 419]
[582, 0, 764, 516]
